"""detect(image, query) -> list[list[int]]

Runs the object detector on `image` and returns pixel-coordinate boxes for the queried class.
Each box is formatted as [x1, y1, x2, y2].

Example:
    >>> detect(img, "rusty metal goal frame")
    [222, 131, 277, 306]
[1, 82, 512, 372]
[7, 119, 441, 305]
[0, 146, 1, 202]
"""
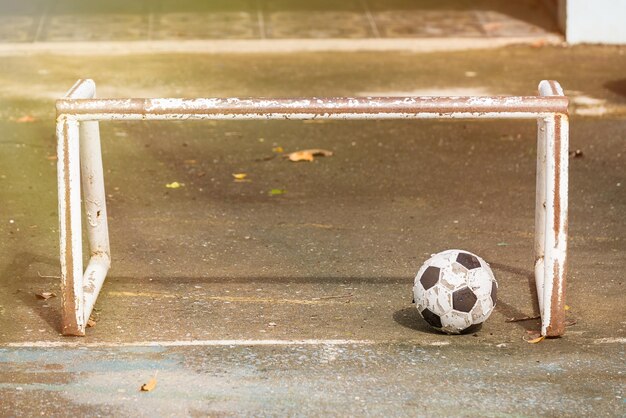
[55, 79, 569, 337]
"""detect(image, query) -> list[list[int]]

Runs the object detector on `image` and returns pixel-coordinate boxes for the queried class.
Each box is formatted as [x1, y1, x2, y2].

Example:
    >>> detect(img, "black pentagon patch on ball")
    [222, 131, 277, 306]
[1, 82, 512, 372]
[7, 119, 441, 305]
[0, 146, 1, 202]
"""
[491, 281, 498, 306]
[421, 308, 442, 329]
[456, 252, 481, 270]
[420, 266, 440, 290]
[453, 286, 478, 312]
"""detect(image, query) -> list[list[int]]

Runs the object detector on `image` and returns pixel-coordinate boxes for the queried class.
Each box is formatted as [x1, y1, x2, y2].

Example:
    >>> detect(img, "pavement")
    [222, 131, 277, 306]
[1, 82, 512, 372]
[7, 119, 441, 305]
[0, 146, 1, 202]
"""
[0, 2, 625, 416]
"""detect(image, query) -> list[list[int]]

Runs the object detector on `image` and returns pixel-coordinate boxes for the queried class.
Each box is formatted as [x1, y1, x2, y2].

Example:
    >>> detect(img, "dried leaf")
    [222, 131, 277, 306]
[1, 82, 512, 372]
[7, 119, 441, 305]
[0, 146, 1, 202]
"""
[231, 173, 250, 183]
[531, 39, 546, 48]
[36, 292, 56, 300]
[272, 146, 284, 153]
[565, 319, 578, 327]
[165, 182, 184, 189]
[564, 305, 571, 311]
[16, 115, 36, 123]
[184, 159, 197, 165]
[87, 317, 97, 328]
[526, 335, 545, 344]
[287, 149, 333, 162]
[269, 188, 286, 196]
[140, 373, 158, 392]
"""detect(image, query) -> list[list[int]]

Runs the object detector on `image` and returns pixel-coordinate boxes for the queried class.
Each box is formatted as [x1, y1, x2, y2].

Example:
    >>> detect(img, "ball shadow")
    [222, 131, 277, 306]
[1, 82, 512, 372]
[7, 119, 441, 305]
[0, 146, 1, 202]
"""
[0, 252, 62, 333]
[393, 306, 483, 336]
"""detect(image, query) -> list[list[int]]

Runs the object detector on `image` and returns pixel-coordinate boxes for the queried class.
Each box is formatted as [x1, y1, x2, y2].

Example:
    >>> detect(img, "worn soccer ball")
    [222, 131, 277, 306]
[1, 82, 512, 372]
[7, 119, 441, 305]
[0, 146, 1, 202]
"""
[413, 249, 498, 334]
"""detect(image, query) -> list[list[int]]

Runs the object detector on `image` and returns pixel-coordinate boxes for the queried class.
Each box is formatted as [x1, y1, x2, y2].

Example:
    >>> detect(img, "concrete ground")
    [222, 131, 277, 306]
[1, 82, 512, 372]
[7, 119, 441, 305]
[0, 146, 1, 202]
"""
[0, 30, 625, 418]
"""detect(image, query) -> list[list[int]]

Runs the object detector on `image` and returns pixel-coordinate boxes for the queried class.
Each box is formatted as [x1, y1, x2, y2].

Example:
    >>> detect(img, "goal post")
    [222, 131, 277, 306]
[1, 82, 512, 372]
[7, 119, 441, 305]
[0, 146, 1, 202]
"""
[55, 79, 569, 337]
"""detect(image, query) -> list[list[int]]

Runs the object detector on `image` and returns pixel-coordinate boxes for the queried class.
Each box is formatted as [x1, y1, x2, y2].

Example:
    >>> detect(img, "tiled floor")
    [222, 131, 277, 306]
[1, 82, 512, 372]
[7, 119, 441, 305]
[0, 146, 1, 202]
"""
[0, 0, 559, 42]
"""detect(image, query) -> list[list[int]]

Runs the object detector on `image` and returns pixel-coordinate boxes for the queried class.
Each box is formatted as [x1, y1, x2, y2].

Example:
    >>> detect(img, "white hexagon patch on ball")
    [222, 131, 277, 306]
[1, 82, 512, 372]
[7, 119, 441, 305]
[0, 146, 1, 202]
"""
[413, 249, 498, 334]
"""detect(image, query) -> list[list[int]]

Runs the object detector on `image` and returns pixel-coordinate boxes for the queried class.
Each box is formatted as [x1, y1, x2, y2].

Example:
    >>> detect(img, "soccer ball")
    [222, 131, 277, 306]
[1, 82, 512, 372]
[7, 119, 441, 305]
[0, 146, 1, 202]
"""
[413, 249, 498, 334]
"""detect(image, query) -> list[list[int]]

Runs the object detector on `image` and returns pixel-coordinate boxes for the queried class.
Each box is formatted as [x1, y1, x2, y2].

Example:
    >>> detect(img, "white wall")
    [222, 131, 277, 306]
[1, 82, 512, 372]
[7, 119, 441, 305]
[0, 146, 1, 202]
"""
[566, 0, 626, 44]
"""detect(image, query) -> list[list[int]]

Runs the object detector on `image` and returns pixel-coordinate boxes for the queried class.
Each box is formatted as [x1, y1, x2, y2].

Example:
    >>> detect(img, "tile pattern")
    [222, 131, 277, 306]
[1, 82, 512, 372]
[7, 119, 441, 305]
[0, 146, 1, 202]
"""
[0, 0, 560, 43]
[0, 16, 38, 42]
[44, 14, 149, 41]
[154, 12, 259, 40]
[267, 12, 372, 39]
[375, 10, 485, 38]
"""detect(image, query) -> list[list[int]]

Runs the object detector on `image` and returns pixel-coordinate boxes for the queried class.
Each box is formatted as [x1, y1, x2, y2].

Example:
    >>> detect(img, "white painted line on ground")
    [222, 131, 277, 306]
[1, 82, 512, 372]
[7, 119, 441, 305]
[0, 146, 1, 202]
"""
[5, 338, 622, 348]
[0, 36, 563, 57]
[2, 339, 453, 348]
[593, 337, 626, 344]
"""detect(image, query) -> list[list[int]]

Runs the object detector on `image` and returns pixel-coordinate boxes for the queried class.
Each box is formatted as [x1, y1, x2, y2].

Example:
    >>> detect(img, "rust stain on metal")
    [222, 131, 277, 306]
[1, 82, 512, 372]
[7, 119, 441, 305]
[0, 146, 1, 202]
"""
[546, 263, 566, 337]
[548, 80, 559, 96]
[61, 120, 80, 336]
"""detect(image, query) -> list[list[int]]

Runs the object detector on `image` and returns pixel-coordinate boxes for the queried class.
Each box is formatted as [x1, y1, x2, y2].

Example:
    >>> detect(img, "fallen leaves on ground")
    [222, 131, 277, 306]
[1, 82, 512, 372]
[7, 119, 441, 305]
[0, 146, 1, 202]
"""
[140, 373, 158, 392]
[287, 149, 333, 162]
[232, 173, 250, 182]
[524, 334, 545, 344]
[531, 39, 547, 48]
[269, 188, 286, 196]
[36, 292, 56, 300]
[165, 182, 184, 189]
[16, 115, 36, 123]
[87, 316, 97, 328]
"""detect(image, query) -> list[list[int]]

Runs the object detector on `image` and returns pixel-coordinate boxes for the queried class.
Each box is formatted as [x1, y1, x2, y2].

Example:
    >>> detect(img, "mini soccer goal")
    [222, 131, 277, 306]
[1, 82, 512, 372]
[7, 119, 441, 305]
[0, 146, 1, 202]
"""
[55, 79, 569, 337]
